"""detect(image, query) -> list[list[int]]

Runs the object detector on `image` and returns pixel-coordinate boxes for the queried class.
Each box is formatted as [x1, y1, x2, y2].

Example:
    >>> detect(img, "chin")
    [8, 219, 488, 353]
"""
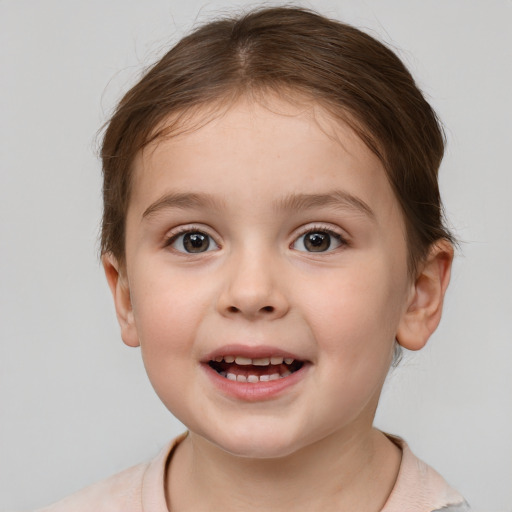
[204, 423, 309, 460]
[221, 440, 301, 460]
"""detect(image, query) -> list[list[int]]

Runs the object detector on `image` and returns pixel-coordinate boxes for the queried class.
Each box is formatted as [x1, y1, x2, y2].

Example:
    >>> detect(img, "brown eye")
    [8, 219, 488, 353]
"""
[292, 230, 344, 253]
[183, 232, 210, 252]
[304, 232, 330, 252]
[168, 231, 218, 253]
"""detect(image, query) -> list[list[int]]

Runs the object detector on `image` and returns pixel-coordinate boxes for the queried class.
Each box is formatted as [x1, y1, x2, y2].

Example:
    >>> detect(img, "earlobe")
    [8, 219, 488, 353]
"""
[102, 254, 140, 348]
[396, 240, 454, 351]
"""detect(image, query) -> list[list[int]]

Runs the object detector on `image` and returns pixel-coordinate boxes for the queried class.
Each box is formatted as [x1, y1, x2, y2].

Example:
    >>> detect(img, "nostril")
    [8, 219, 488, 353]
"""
[223, 304, 278, 315]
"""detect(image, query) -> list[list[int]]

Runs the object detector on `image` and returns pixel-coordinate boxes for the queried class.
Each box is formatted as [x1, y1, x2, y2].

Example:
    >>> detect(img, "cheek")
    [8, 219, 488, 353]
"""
[129, 270, 212, 369]
[129, 275, 209, 414]
[302, 260, 406, 362]
[298, 263, 406, 425]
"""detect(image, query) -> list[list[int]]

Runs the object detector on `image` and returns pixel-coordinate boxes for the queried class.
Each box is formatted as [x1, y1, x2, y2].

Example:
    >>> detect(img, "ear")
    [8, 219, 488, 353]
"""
[102, 253, 140, 348]
[396, 240, 454, 351]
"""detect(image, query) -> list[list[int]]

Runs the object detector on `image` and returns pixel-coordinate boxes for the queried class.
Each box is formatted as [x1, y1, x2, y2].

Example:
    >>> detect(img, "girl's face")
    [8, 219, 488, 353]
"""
[116, 96, 414, 458]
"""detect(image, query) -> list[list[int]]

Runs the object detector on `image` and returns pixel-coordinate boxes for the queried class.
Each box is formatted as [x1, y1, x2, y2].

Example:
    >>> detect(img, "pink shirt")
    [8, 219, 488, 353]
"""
[35, 434, 469, 512]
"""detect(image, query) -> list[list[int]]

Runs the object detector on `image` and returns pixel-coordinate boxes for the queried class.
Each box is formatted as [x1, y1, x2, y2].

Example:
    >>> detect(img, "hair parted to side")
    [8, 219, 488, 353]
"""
[100, 6, 454, 274]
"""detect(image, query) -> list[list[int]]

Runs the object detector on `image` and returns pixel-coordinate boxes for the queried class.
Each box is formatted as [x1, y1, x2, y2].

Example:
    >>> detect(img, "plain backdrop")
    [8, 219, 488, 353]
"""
[1, 1, 511, 511]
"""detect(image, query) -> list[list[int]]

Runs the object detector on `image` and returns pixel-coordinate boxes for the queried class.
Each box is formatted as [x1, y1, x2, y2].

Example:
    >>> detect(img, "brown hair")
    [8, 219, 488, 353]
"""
[100, 6, 453, 274]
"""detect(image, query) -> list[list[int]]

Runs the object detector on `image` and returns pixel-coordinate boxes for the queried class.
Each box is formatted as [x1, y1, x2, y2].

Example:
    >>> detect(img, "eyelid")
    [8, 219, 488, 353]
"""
[163, 224, 221, 252]
[291, 223, 349, 252]
[292, 223, 349, 240]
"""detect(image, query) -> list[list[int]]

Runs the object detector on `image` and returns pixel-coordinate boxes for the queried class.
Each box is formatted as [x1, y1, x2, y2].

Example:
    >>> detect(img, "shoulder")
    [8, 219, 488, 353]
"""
[34, 434, 186, 512]
[34, 460, 149, 512]
[381, 436, 471, 512]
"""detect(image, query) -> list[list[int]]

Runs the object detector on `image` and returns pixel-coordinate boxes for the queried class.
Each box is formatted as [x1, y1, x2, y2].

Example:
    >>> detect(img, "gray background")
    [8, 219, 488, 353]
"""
[1, 1, 511, 511]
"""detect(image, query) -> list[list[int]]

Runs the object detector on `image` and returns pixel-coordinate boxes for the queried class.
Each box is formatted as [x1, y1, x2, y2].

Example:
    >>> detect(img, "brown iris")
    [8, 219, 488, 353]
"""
[183, 232, 210, 253]
[304, 232, 331, 252]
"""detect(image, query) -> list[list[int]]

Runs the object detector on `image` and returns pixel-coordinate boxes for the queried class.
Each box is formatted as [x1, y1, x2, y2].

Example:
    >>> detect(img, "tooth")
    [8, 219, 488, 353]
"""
[226, 373, 237, 381]
[280, 370, 292, 378]
[236, 374, 247, 382]
[253, 357, 270, 366]
[247, 375, 259, 383]
[235, 356, 252, 365]
[224, 355, 235, 363]
[270, 356, 284, 365]
[215, 356, 223, 362]
[220, 371, 227, 377]
[259, 374, 270, 381]
[269, 373, 280, 381]
[284, 358, 294, 364]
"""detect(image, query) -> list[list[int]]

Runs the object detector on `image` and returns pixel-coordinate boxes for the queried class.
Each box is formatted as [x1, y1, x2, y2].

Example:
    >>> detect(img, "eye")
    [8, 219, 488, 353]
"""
[292, 229, 345, 253]
[166, 230, 219, 254]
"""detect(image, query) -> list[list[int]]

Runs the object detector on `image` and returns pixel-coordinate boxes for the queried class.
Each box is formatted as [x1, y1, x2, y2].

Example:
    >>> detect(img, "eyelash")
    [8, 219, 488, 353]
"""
[163, 224, 349, 254]
[163, 225, 220, 253]
[292, 225, 349, 253]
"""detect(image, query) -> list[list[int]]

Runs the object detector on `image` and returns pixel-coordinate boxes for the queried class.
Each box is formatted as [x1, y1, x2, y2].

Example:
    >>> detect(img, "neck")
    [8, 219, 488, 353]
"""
[166, 427, 401, 512]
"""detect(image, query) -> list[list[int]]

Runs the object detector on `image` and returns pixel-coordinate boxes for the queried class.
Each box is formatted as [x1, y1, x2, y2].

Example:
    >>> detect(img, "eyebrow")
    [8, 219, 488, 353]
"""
[274, 191, 375, 220]
[142, 192, 225, 219]
[142, 190, 375, 220]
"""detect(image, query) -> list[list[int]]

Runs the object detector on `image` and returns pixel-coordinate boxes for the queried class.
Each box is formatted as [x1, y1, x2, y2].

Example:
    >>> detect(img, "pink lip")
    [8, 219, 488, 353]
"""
[201, 344, 310, 402]
[202, 362, 309, 401]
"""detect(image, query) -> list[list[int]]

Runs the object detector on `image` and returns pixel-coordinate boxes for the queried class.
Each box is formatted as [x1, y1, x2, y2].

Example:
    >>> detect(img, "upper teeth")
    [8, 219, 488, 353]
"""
[235, 356, 252, 365]
[213, 355, 295, 366]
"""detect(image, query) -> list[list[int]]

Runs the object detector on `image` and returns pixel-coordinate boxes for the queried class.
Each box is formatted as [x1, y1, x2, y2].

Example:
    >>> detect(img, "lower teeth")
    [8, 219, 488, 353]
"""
[222, 371, 291, 383]
[211, 360, 303, 383]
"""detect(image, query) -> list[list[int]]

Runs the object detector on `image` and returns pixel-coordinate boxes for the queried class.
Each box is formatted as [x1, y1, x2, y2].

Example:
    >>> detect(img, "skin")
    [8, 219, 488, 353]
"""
[104, 95, 453, 511]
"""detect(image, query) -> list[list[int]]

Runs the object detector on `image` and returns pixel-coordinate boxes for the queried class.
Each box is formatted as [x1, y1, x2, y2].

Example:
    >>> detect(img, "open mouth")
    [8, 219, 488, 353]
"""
[208, 355, 304, 383]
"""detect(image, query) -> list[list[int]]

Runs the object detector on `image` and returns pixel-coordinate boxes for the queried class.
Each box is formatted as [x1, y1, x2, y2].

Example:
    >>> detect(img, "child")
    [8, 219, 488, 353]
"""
[37, 6, 469, 511]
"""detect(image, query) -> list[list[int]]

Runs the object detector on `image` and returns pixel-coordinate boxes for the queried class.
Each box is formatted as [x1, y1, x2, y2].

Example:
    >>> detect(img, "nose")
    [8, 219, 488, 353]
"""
[216, 249, 290, 320]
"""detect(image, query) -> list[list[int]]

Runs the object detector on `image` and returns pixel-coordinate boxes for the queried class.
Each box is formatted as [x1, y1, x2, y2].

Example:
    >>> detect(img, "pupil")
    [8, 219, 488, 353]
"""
[305, 232, 330, 252]
[183, 232, 209, 253]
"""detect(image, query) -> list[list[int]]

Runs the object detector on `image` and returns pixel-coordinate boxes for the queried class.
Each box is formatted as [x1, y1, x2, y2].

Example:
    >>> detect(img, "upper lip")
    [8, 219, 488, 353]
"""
[202, 344, 306, 363]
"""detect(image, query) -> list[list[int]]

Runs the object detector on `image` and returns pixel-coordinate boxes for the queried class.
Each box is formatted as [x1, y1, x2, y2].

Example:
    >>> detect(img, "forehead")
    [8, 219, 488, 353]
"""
[129, 95, 401, 225]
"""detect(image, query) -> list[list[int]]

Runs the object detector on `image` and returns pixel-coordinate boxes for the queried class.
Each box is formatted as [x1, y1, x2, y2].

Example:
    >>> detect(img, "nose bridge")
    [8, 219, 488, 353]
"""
[218, 241, 288, 319]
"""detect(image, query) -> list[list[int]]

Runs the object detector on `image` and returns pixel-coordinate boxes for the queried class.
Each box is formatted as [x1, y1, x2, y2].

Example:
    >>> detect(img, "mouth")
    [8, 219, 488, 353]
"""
[207, 355, 304, 383]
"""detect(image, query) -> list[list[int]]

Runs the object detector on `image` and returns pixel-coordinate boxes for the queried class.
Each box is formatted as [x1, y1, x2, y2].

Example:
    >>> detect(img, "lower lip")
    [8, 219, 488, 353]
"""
[202, 363, 309, 402]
